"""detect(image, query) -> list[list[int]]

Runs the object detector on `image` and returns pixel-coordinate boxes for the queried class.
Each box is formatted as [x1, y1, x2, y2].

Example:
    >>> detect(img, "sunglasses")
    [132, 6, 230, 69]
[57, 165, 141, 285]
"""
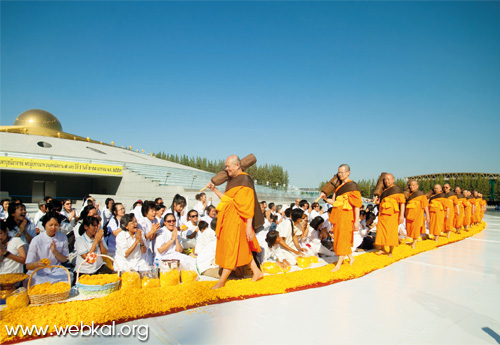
[190, 215, 199, 218]
[165, 220, 176, 223]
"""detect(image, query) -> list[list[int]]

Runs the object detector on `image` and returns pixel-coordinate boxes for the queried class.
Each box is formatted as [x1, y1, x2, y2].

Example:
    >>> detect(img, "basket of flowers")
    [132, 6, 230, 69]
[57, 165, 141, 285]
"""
[27, 265, 71, 304]
[75, 253, 121, 297]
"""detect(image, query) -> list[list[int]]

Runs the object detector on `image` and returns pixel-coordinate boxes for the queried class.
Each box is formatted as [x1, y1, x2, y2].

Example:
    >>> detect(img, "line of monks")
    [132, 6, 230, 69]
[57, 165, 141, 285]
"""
[373, 173, 487, 256]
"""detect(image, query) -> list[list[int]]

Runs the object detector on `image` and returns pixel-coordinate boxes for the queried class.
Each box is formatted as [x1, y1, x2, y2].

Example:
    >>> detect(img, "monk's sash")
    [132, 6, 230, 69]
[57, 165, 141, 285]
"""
[429, 199, 444, 211]
[456, 194, 465, 199]
[224, 172, 264, 230]
[332, 181, 359, 211]
[380, 185, 404, 201]
[406, 190, 424, 204]
[443, 191, 457, 198]
[379, 185, 403, 215]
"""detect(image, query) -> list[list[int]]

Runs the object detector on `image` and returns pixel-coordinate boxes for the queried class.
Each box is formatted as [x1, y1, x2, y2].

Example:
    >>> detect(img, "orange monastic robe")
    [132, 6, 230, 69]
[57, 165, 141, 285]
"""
[463, 197, 472, 226]
[429, 195, 448, 236]
[445, 195, 458, 232]
[405, 193, 428, 239]
[454, 195, 465, 229]
[480, 199, 487, 221]
[375, 186, 405, 247]
[470, 197, 477, 224]
[215, 176, 261, 270]
[329, 181, 363, 256]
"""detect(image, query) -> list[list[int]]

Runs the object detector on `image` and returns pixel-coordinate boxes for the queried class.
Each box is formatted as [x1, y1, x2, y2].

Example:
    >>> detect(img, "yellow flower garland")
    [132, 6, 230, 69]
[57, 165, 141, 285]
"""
[0, 222, 486, 344]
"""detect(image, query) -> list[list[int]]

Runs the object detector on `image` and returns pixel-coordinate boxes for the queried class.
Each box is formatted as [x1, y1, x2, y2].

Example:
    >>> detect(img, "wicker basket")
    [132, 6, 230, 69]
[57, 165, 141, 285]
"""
[28, 265, 71, 305]
[75, 254, 121, 298]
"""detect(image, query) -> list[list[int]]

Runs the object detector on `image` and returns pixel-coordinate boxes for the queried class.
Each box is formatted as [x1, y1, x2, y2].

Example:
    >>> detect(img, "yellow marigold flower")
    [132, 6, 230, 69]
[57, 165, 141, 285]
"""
[79, 274, 120, 286]
[180, 270, 198, 283]
[141, 277, 160, 288]
[6, 290, 29, 309]
[29, 282, 70, 295]
[0, 273, 28, 285]
[160, 270, 180, 287]
[121, 271, 141, 289]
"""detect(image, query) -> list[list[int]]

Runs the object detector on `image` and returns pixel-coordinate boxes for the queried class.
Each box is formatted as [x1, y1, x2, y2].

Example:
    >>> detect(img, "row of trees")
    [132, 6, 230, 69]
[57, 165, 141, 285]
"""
[154, 152, 289, 189]
[319, 175, 499, 201]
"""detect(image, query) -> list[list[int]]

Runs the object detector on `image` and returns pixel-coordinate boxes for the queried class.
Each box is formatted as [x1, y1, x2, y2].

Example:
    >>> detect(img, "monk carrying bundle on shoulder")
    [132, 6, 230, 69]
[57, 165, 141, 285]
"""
[205, 154, 264, 289]
[373, 173, 405, 257]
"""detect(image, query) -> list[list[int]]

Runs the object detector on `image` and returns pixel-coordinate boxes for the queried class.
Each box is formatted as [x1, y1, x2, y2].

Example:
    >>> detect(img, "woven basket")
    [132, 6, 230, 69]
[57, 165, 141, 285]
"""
[28, 265, 71, 305]
[75, 254, 121, 297]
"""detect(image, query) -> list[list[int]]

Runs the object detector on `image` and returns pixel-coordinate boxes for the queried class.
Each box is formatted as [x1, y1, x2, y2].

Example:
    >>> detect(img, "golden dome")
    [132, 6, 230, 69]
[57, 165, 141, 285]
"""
[14, 109, 62, 131]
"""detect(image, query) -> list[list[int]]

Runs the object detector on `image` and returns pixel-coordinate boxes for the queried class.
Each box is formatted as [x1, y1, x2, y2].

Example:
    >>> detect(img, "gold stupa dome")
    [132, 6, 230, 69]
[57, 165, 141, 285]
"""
[14, 109, 63, 132]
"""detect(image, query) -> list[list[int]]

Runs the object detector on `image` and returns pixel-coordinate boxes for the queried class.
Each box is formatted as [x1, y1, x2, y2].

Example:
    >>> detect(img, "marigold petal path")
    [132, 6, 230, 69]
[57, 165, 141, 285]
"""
[0, 222, 486, 344]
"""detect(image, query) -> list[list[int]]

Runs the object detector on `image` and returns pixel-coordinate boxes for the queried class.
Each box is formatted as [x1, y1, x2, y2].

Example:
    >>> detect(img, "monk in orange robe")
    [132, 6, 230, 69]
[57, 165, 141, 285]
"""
[206, 155, 263, 289]
[470, 191, 478, 225]
[454, 186, 465, 233]
[428, 184, 449, 242]
[463, 190, 473, 229]
[443, 184, 458, 238]
[374, 173, 405, 257]
[478, 193, 487, 221]
[405, 180, 429, 249]
[321, 164, 362, 271]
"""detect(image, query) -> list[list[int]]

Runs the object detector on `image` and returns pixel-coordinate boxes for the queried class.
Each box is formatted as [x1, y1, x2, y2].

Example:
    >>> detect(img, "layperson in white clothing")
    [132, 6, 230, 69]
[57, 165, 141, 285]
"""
[5, 203, 36, 248]
[75, 216, 113, 275]
[263, 230, 293, 268]
[25, 212, 70, 286]
[73, 205, 99, 240]
[115, 214, 149, 272]
[277, 208, 304, 264]
[307, 216, 336, 257]
[194, 220, 213, 255]
[102, 198, 114, 229]
[154, 213, 196, 270]
[138, 201, 160, 265]
[200, 205, 217, 225]
[0, 199, 9, 220]
[106, 202, 126, 257]
[165, 194, 187, 228]
[181, 210, 199, 249]
[193, 192, 211, 218]
[309, 202, 322, 223]
[60, 199, 78, 224]
[33, 200, 48, 226]
[155, 204, 167, 225]
[131, 200, 144, 223]
[0, 221, 26, 274]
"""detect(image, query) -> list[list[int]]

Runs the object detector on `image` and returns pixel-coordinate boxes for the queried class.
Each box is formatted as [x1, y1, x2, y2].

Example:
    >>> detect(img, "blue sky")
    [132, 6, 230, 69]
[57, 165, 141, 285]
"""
[2, 1, 499, 188]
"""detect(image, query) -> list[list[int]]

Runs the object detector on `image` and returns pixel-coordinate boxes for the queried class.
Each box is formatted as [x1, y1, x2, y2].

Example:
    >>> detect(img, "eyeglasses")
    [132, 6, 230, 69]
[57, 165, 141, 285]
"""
[165, 220, 176, 223]
[64, 203, 72, 205]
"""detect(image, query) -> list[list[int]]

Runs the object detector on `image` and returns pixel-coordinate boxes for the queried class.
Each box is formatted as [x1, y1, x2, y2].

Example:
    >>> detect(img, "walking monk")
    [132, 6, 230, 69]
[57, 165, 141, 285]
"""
[463, 190, 473, 230]
[454, 186, 466, 233]
[428, 184, 449, 242]
[373, 173, 405, 257]
[320, 164, 362, 272]
[405, 180, 429, 249]
[443, 184, 458, 238]
[206, 155, 263, 289]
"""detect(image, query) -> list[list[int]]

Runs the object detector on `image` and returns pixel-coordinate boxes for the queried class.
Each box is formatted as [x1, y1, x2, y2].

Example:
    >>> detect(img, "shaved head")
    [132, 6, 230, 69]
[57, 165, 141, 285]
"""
[434, 184, 443, 193]
[384, 173, 395, 188]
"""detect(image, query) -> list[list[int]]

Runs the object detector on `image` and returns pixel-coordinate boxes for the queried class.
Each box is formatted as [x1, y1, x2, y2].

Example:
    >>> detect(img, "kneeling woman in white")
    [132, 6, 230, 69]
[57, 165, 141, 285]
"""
[155, 213, 195, 270]
[75, 216, 113, 275]
[115, 214, 150, 272]
[263, 230, 295, 267]
[25, 212, 71, 286]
